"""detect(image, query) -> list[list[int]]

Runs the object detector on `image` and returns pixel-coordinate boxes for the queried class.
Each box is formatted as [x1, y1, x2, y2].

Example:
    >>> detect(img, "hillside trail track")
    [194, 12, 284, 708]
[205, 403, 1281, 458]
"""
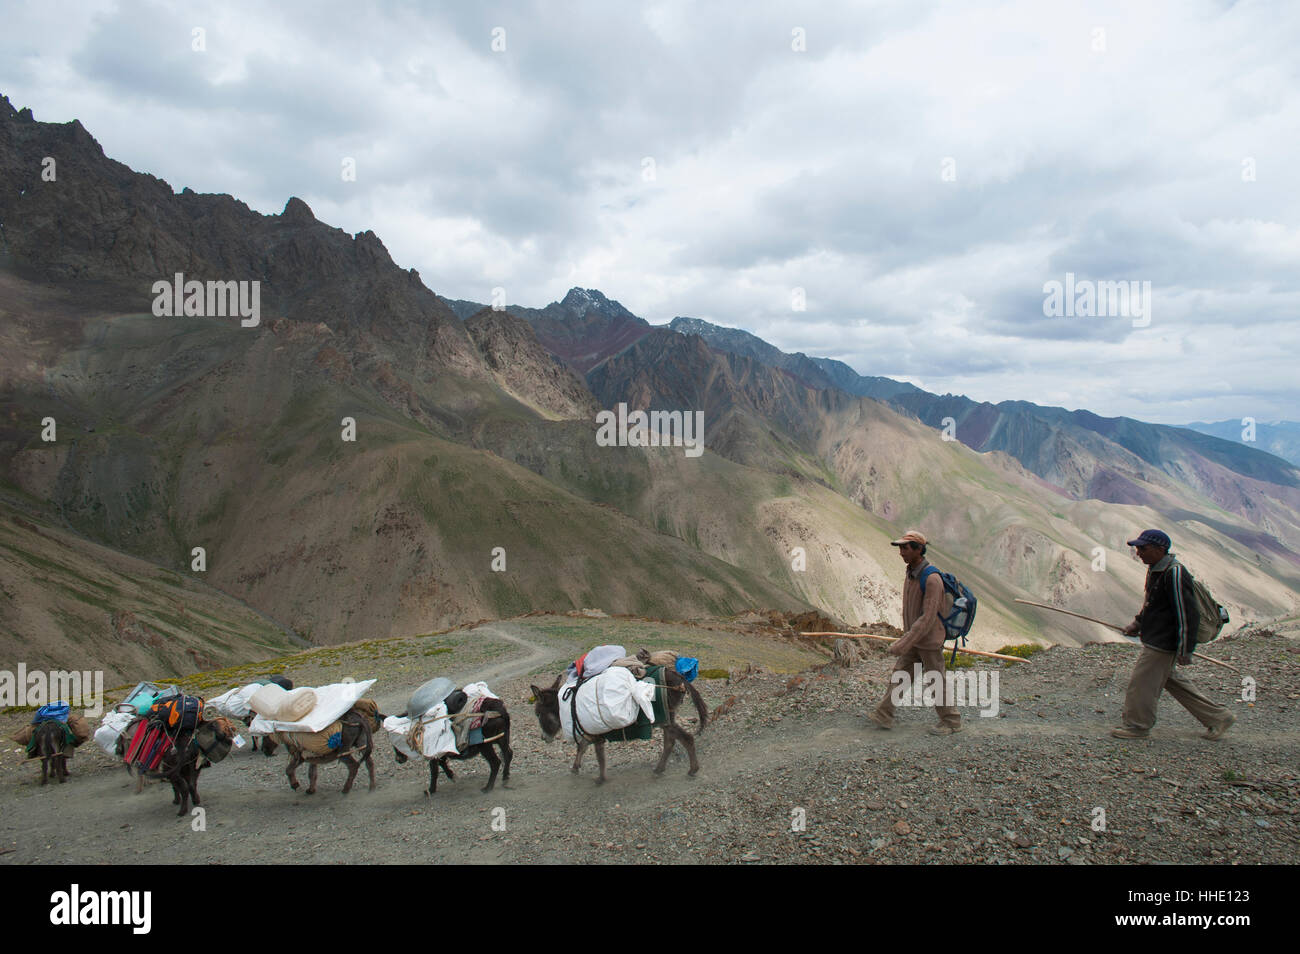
[2, 629, 1296, 865]
[459, 623, 573, 688]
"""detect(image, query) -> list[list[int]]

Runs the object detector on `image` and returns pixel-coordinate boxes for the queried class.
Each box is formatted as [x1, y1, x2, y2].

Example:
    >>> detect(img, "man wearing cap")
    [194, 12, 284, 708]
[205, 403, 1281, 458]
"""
[869, 531, 962, 735]
[1111, 529, 1234, 740]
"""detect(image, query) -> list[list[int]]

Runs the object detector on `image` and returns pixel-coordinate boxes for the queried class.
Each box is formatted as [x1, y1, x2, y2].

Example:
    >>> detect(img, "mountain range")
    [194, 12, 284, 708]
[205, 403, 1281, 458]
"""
[3, 94, 1298, 679]
[1186, 420, 1300, 469]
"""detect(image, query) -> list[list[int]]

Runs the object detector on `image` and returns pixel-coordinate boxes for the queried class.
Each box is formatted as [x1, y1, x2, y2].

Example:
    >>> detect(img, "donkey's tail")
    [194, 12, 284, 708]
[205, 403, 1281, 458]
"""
[685, 677, 709, 735]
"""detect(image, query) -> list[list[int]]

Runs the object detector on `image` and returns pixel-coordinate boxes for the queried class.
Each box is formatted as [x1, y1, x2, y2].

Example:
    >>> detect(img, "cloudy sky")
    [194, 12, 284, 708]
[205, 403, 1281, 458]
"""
[2, 0, 1298, 424]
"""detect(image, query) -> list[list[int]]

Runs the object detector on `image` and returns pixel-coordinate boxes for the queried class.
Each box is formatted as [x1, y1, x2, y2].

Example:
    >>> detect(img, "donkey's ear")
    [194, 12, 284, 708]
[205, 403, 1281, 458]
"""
[549, 672, 565, 691]
[529, 685, 543, 700]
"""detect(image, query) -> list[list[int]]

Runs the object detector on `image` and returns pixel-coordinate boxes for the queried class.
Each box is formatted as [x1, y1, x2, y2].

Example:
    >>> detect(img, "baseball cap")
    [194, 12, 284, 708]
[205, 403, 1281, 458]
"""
[1126, 529, 1171, 550]
[890, 530, 927, 547]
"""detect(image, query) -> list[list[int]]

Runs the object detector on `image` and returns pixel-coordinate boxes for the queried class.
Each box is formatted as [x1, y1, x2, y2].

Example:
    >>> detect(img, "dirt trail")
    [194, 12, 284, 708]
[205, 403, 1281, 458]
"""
[460, 623, 574, 687]
[2, 625, 1296, 865]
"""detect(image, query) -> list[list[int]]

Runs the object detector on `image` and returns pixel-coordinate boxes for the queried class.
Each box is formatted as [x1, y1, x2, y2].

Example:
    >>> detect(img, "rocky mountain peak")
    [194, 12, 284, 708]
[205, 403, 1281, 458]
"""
[557, 286, 641, 323]
[560, 286, 604, 309]
[281, 195, 317, 224]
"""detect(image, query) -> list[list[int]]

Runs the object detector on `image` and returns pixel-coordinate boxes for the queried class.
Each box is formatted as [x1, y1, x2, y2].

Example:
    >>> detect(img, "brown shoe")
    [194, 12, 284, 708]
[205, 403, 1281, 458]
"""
[867, 710, 893, 730]
[1203, 712, 1235, 741]
[928, 724, 962, 736]
[1110, 727, 1149, 739]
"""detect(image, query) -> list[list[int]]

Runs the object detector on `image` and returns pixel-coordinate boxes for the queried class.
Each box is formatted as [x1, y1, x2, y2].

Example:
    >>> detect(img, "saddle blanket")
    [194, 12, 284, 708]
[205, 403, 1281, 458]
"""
[453, 686, 501, 751]
[270, 720, 344, 759]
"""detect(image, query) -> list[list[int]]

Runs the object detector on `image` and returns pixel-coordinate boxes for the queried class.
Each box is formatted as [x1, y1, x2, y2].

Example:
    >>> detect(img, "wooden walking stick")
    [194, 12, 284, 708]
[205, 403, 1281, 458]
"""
[1012, 599, 1240, 673]
[802, 632, 1032, 664]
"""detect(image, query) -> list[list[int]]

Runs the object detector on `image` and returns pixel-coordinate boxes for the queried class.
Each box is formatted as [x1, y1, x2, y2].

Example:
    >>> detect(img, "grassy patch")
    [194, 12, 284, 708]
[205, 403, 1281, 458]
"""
[995, 643, 1045, 659]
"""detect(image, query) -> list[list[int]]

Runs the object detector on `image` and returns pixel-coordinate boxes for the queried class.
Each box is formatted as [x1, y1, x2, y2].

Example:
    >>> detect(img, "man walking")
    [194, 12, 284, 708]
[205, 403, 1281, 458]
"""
[1111, 529, 1235, 740]
[869, 531, 961, 736]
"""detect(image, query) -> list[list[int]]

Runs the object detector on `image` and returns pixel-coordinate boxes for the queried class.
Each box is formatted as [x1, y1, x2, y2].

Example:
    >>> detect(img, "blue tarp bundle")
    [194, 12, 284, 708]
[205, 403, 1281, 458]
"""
[32, 702, 70, 723]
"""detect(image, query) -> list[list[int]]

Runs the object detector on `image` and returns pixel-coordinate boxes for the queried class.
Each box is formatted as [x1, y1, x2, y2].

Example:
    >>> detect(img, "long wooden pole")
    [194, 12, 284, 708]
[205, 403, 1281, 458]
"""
[802, 632, 1031, 664]
[1012, 598, 1239, 673]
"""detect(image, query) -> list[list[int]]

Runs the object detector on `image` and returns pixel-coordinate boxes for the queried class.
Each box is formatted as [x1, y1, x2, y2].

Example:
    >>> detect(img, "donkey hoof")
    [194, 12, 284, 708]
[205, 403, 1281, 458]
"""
[595, 777, 606, 786]
[687, 768, 699, 777]
[652, 766, 665, 776]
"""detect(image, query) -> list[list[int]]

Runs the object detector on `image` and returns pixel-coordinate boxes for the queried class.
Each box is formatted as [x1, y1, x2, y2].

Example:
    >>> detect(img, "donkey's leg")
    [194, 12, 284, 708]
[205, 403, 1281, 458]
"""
[441, 758, 456, 781]
[676, 725, 700, 776]
[594, 739, 607, 785]
[500, 739, 512, 787]
[571, 740, 587, 774]
[365, 751, 376, 792]
[340, 756, 359, 795]
[40, 757, 48, 786]
[427, 758, 439, 796]
[481, 745, 501, 793]
[653, 726, 677, 775]
[287, 754, 302, 791]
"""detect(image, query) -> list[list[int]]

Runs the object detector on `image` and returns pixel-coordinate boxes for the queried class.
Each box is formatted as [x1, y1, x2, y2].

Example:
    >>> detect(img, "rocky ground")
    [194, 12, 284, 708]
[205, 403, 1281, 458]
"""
[1, 614, 1296, 865]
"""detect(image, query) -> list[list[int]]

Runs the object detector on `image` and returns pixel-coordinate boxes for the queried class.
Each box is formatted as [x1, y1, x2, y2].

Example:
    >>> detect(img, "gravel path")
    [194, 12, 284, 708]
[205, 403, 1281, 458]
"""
[2, 624, 1295, 865]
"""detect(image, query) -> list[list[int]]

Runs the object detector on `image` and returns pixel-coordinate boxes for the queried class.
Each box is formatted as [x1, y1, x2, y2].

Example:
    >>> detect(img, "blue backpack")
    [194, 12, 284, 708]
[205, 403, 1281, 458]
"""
[918, 566, 978, 663]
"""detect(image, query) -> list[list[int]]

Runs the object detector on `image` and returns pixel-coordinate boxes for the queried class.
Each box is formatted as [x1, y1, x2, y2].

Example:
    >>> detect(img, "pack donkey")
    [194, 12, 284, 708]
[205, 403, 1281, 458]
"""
[531, 662, 708, 784]
[116, 720, 229, 816]
[391, 697, 512, 797]
[261, 702, 384, 795]
[32, 720, 70, 786]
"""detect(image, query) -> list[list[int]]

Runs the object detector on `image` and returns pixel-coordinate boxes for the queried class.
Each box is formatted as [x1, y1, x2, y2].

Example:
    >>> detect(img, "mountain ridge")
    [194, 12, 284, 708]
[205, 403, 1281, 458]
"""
[3, 96, 1297, 669]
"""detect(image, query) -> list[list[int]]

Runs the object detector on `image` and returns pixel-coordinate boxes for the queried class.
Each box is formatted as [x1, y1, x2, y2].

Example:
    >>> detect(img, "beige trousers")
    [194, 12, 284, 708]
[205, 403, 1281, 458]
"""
[874, 647, 961, 728]
[1121, 645, 1228, 732]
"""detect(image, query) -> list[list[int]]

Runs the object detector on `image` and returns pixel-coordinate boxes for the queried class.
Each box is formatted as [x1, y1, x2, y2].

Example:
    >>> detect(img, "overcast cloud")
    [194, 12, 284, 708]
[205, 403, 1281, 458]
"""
[2, 0, 1297, 424]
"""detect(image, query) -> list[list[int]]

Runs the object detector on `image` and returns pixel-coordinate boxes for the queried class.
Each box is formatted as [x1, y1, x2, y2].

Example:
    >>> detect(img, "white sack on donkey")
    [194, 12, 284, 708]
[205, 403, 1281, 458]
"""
[557, 665, 656, 742]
